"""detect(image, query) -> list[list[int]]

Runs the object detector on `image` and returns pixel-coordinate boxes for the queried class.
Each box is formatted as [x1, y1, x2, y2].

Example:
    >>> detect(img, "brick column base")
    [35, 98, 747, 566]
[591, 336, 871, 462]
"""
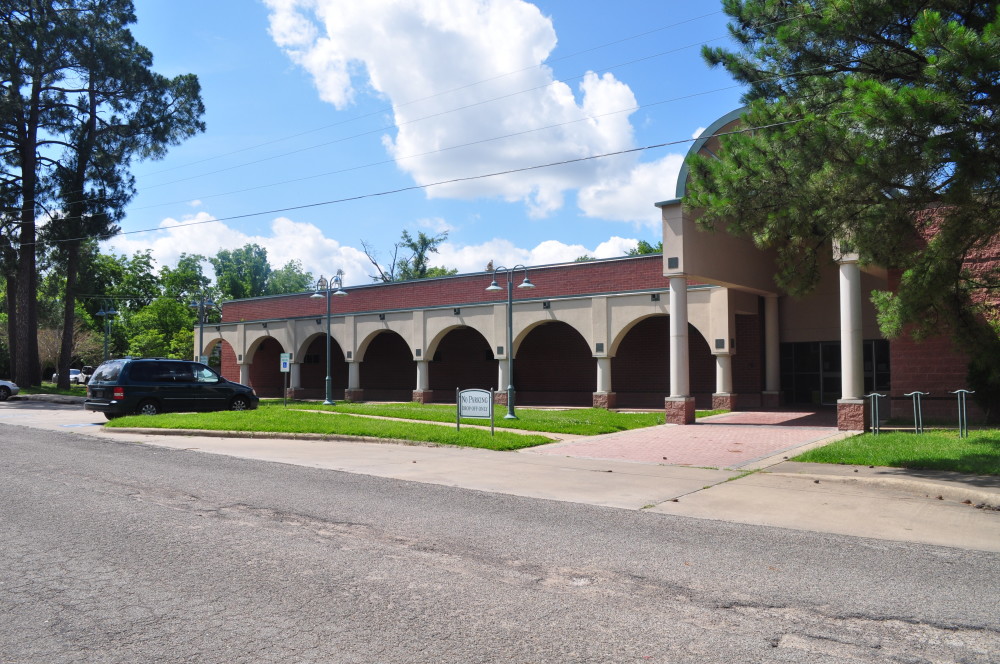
[344, 388, 364, 403]
[712, 393, 736, 411]
[493, 391, 508, 405]
[592, 392, 617, 409]
[412, 390, 433, 404]
[837, 399, 867, 431]
[665, 396, 696, 425]
[761, 391, 781, 409]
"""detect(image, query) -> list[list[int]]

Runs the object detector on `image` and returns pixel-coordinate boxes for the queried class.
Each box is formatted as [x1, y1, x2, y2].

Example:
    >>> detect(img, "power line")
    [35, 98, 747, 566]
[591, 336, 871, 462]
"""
[134, 9, 724, 179]
[27, 117, 805, 248]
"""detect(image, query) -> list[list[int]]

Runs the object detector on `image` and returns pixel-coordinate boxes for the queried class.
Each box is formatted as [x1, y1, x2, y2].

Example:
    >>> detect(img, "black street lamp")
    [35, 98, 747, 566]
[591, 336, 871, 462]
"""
[310, 271, 347, 405]
[189, 294, 216, 364]
[485, 265, 535, 419]
[95, 301, 118, 361]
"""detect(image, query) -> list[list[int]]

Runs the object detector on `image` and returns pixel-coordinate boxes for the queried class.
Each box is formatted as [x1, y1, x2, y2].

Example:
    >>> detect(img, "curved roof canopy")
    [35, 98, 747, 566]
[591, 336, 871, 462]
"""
[673, 107, 745, 200]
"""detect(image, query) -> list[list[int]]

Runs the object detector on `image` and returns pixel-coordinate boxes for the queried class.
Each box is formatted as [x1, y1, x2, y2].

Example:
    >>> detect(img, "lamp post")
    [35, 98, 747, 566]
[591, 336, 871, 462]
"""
[95, 301, 118, 361]
[189, 294, 215, 364]
[310, 271, 347, 405]
[486, 265, 535, 419]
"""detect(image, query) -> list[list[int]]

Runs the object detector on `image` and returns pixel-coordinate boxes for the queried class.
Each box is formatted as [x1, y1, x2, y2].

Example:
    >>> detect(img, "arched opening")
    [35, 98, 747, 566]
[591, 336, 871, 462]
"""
[429, 326, 495, 402]
[216, 339, 239, 383]
[299, 334, 349, 399]
[249, 337, 286, 398]
[359, 331, 414, 401]
[515, 321, 593, 407]
[613, 317, 715, 408]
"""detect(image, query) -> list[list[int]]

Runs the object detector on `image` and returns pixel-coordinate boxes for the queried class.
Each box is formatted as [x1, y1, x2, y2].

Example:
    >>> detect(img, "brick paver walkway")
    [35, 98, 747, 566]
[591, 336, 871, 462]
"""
[525, 410, 841, 469]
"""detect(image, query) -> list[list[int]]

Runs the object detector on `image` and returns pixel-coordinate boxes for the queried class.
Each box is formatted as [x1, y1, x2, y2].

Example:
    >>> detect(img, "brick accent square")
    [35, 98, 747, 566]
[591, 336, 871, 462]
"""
[665, 396, 696, 425]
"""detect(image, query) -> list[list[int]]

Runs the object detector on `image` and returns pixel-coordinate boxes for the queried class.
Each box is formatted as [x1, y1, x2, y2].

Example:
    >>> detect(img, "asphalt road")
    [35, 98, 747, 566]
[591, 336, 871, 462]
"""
[2, 423, 999, 663]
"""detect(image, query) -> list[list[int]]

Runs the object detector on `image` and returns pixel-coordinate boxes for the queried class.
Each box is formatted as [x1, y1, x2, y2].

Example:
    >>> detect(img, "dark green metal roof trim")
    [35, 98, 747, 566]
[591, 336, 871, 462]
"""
[673, 107, 746, 200]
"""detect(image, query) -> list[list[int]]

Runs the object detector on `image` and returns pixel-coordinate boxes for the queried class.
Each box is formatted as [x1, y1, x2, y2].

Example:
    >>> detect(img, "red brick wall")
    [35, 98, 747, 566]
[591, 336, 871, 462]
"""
[515, 321, 595, 406]
[886, 267, 985, 422]
[222, 256, 675, 323]
[429, 326, 496, 402]
[299, 335, 349, 397]
[611, 317, 716, 409]
[221, 341, 238, 383]
[249, 337, 285, 398]
[733, 313, 763, 396]
[360, 331, 415, 401]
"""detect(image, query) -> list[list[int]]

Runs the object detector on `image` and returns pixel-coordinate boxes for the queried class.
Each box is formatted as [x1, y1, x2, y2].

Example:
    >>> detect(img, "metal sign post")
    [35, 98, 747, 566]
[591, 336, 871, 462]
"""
[279, 353, 291, 407]
[456, 388, 495, 436]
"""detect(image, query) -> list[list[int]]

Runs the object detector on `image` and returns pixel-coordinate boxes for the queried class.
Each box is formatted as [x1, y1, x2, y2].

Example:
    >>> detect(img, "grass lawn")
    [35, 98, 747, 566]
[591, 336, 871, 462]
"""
[18, 383, 87, 397]
[793, 429, 1000, 476]
[277, 400, 675, 435]
[103, 405, 553, 451]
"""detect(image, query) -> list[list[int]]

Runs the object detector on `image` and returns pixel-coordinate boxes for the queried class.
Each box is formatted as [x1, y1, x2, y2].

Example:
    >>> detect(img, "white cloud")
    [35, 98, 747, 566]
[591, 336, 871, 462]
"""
[692, 126, 706, 139]
[577, 153, 684, 227]
[102, 212, 645, 286]
[188, 199, 203, 207]
[263, 0, 663, 219]
[102, 213, 371, 287]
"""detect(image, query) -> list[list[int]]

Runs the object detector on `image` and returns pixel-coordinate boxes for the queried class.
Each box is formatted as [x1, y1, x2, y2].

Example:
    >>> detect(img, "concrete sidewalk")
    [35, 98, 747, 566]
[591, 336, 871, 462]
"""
[3, 397, 999, 552]
[98, 426, 1000, 553]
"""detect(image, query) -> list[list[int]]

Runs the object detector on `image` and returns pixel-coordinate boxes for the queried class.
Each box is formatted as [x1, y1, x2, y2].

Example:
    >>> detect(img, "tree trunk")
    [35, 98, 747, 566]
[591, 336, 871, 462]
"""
[57, 241, 82, 390]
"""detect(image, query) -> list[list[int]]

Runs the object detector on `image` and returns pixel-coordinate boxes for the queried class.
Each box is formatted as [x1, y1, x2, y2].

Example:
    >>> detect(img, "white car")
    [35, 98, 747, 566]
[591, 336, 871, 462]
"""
[0, 378, 18, 401]
[52, 369, 86, 385]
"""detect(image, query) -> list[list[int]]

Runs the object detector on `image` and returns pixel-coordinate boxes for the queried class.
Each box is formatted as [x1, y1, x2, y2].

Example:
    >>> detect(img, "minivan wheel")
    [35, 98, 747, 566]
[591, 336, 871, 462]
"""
[104, 412, 121, 421]
[230, 396, 249, 411]
[0, 386, 10, 401]
[137, 400, 160, 416]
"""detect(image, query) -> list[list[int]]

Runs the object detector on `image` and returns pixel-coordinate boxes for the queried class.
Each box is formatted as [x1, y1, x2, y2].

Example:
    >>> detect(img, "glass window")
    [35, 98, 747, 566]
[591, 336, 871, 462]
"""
[193, 364, 220, 383]
[91, 360, 125, 382]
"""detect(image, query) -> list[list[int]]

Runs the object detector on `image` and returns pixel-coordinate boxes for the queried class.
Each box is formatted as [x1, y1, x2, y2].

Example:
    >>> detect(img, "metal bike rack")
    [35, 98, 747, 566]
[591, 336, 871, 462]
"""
[903, 391, 928, 434]
[864, 392, 886, 435]
[951, 389, 975, 438]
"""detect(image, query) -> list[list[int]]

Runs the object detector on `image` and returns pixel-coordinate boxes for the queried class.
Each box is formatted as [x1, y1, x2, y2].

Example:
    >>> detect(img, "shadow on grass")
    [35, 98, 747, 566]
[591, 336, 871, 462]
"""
[891, 436, 1000, 480]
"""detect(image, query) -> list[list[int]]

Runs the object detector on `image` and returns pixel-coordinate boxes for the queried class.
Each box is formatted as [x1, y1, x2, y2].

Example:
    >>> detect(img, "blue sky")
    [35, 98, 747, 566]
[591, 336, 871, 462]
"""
[108, 0, 746, 287]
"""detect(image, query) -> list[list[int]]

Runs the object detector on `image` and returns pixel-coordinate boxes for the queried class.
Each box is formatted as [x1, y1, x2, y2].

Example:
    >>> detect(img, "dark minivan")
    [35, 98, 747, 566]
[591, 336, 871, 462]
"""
[85, 358, 258, 420]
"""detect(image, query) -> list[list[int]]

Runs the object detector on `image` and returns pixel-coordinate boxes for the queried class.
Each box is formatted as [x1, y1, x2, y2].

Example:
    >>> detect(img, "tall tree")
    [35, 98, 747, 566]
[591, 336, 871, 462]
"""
[362, 230, 454, 282]
[160, 253, 212, 300]
[685, 1, 1000, 403]
[266, 259, 313, 295]
[1, 0, 204, 386]
[211, 244, 272, 300]
[626, 240, 662, 256]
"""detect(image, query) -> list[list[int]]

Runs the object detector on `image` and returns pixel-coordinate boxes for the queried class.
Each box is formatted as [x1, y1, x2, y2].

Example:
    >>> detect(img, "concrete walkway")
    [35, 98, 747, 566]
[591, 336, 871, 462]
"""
[3, 396, 999, 552]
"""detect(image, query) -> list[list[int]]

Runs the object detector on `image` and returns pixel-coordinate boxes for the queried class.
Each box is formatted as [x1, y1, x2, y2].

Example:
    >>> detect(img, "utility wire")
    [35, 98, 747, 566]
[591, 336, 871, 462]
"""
[52, 8, 820, 213]
[24, 117, 805, 248]
[136, 9, 724, 179]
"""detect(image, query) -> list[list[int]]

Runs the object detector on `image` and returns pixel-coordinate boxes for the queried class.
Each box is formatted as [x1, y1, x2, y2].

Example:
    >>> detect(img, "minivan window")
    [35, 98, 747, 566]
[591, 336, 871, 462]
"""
[128, 362, 159, 382]
[193, 364, 220, 383]
[91, 360, 125, 382]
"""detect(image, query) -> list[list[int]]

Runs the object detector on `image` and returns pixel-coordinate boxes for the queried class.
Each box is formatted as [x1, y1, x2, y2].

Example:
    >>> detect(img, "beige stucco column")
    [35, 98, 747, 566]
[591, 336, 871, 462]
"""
[289, 362, 302, 390]
[494, 360, 510, 405]
[763, 294, 781, 408]
[345, 361, 363, 402]
[712, 353, 736, 411]
[239, 363, 250, 387]
[413, 359, 432, 404]
[836, 243, 866, 430]
[666, 276, 695, 424]
[593, 356, 616, 409]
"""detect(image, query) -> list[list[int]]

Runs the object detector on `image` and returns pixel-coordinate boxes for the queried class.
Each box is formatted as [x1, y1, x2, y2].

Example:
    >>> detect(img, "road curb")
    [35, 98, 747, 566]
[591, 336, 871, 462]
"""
[17, 394, 86, 405]
[102, 426, 449, 449]
[765, 471, 1000, 509]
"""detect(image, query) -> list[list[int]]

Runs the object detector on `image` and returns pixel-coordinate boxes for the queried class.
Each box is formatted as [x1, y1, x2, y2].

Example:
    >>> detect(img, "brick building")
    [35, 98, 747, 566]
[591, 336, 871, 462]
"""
[204, 109, 984, 430]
